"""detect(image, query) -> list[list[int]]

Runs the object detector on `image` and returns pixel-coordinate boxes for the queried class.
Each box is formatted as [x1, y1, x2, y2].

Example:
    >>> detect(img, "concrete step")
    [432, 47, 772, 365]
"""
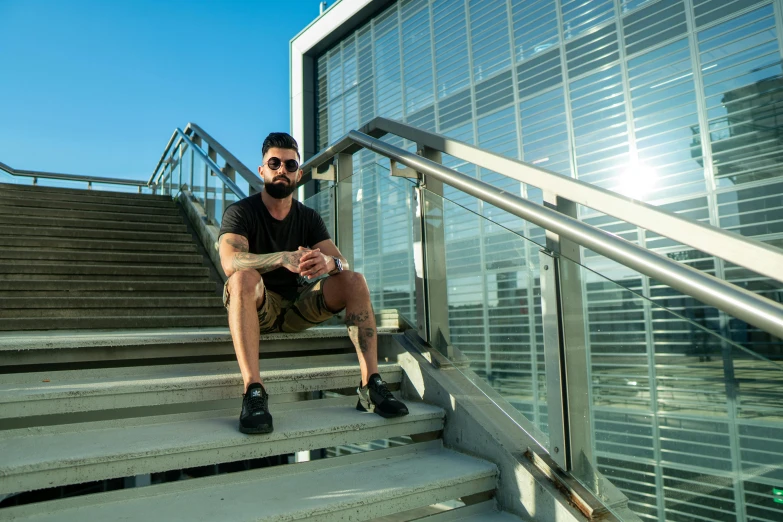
[0, 205, 185, 224]
[0, 236, 200, 253]
[0, 354, 401, 420]
[0, 280, 218, 296]
[0, 182, 169, 202]
[0, 249, 204, 266]
[417, 501, 526, 521]
[0, 194, 181, 216]
[0, 296, 224, 310]
[1, 307, 225, 319]
[0, 327, 368, 366]
[0, 441, 496, 522]
[0, 396, 446, 495]
[0, 214, 188, 233]
[0, 314, 228, 332]
[1, 225, 194, 243]
[0, 185, 176, 208]
[0, 262, 210, 278]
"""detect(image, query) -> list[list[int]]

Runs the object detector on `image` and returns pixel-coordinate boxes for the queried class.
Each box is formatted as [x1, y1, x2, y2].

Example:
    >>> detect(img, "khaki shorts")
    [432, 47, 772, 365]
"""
[223, 276, 340, 334]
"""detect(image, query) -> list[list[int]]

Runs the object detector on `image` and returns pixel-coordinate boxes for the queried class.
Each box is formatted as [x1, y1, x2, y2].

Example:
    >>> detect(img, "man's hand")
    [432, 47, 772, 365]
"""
[280, 250, 308, 274]
[298, 247, 334, 280]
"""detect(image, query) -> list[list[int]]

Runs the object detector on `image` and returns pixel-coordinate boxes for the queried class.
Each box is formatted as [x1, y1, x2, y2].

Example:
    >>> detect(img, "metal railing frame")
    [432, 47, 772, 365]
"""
[299, 125, 783, 475]
[149, 123, 261, 197]
[0, 161, 148, 192]
[344, 117, 783, 285]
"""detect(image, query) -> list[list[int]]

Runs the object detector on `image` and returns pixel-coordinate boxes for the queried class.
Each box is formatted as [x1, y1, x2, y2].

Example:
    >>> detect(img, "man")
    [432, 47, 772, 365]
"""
[218, 132, 409, 434]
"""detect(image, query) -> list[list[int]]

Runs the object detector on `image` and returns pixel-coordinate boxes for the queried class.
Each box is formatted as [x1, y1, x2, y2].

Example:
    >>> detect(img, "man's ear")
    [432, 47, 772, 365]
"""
[258, 166, 263, 177]
[296, 169, 303, 184]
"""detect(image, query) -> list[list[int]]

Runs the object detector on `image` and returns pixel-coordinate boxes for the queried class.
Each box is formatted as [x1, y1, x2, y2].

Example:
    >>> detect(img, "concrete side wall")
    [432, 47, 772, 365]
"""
[178, 190, 226, 283]
[393, 335, 641, 522]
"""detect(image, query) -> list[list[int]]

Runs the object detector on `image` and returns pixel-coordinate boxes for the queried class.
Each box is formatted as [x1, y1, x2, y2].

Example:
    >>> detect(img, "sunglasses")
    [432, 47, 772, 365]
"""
[264, 157, 300, 173]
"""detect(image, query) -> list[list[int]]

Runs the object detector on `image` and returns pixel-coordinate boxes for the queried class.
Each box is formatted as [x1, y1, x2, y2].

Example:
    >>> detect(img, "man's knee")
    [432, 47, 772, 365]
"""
[335, 270, 369, 294]
[228, 269, 263, 297]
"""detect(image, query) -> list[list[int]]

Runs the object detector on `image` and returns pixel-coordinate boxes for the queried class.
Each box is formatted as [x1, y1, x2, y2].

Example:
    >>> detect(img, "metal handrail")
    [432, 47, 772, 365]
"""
[302, 116, 783, 286]
[303, 129, 783, 340]
[149, 123, 262, 194]
[1, 161, 147, 189]
[168, 129, 247, 199]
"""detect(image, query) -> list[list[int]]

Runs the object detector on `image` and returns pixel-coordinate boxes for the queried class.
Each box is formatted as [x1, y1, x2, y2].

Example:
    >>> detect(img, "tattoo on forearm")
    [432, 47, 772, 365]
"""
[232, 251, 287, 274]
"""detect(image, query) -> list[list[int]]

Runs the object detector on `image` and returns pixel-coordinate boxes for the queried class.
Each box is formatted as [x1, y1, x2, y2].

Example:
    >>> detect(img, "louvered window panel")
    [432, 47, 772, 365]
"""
[621, 0, 655, 13]
[316, 54, 329, 150]
[699, 4, 783, 187]
[597, 457, 659, 520]
[511, 0, 558, 62]
[565, 23, 620, 79]
[437, 88, 472, 131]
[561, 0, 615, 40]
[623, 0, 686, 57]
[662, 467, 738, 522]
[570, 65, 630, 188]
[433, 0, 470, 99]
[520, 87, 572, 177]
[468, 0, 511, 81]
[517, 48, 562, 100]
[694, 0, 766, 28]
[628, 38, 704, 200]
[402, 0, 434, 116]
[479, 107, 523, 233]
[357, 26, 375, 125]
[474, 71, 514, 117]
[406, 105, 435, 132]
[741, 424, 783, 522]
[375, 8, 403, 119]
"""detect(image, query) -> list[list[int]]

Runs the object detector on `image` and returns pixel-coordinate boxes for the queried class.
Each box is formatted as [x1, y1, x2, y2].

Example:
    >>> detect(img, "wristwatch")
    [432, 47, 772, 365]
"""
[331, 256, 343, 274]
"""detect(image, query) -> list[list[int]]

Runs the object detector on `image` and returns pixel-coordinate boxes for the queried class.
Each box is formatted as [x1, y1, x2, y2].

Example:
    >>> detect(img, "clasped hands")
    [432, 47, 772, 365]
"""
[283, 247, 334, 280]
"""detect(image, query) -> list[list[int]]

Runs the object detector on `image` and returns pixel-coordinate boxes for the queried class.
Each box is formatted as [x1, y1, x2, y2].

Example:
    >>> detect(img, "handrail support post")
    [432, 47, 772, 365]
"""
[334, 153, 354, 269]
[414, 145, 451, 354]
[541, 192, 594, 475]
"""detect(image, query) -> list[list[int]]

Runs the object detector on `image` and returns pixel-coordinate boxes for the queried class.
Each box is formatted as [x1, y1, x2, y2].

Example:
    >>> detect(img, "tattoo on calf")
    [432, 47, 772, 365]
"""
[344, 310, 370, 326]
[345, 309, 374, 354]
[347, 326, 375, 354]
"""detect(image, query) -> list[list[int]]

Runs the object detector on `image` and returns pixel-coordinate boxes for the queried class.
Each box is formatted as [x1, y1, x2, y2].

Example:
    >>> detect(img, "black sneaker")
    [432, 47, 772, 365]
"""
[356, 373, 409, 418]
[239, 383, 273, 434]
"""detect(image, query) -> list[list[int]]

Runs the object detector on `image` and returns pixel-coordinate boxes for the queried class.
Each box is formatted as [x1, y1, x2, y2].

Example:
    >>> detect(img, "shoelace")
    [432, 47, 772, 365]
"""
[371, 380, 395, 400]
[246, 393, 268, 412]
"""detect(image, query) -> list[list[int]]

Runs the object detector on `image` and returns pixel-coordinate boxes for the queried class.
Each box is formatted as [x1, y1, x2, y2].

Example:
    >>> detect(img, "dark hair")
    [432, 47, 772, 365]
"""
[262, 132, 300, 160]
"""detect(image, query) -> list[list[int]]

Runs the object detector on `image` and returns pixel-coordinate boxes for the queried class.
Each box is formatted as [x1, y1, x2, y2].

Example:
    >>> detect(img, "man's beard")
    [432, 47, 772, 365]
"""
[264, 179, 296, 199]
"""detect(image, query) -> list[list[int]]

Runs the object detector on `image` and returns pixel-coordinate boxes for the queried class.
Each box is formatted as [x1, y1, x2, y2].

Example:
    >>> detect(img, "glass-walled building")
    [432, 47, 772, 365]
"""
[291, 1, 783, 520]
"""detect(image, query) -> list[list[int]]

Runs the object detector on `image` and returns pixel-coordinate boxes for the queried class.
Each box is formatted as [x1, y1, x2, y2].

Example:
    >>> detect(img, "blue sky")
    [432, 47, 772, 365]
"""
[0, 0, 323, 181]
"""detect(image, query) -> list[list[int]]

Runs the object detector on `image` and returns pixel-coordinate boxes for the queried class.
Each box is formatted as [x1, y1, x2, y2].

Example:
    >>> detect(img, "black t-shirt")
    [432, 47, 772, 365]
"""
[219, 195, 330, 299]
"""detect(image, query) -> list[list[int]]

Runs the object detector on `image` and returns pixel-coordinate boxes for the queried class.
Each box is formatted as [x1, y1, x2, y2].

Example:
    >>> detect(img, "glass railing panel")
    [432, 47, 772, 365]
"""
[178, 144, 192, 195]
[419, 185, 550, 441]
[404, 181, 783, 521]
[190, 152, 207, 205]
[31, 179, 88, 190]
[0, 170, 25, 185]
[556, 253, 783, 522]
[302, 162, 418, 328]
[205, 166, 220, 226]
[91, 183, 148, 194]
[301, 186, 334, 239]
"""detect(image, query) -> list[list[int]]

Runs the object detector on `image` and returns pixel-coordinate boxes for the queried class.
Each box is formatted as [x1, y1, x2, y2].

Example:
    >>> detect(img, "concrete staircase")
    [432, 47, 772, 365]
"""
[0, 184, 530, 521]
[0, 329, 522, 521]
[0, 183, 226, 331]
